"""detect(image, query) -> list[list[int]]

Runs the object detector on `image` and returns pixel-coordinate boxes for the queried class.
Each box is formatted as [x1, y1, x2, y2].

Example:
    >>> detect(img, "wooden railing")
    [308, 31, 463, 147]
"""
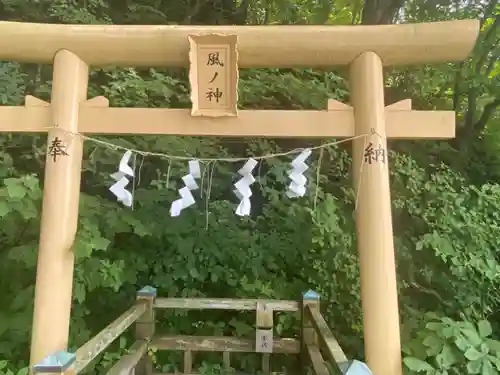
[32, 287, 372, 375]
[150, 297, 299, 375]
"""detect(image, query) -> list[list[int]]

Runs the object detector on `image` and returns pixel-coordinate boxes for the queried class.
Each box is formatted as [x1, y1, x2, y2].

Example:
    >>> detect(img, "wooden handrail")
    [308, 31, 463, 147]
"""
[34, 294, 308, 375]
[73, 301, 147, 373]
[150, 335, 300, 353]
[105, 340, 148, 375]
[154, 298, 298, 312]
[305, 305, 347, 365]
[305, 344, 330, 375]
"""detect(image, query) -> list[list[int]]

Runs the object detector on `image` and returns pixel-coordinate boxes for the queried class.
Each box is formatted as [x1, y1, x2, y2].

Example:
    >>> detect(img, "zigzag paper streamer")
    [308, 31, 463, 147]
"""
[109, 150, 134, 207]
[233, 158, 258, 216]
[170, 160, 201, 217]
[286, 149, 312, 198]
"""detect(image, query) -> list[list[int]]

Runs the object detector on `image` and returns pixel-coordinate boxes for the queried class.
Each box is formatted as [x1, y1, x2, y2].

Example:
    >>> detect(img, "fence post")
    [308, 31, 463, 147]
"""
[256, 302, 273, 374]
[135, 286, 157, 375]
[32, 351, 76, 375]
[301, 290, 320, 367]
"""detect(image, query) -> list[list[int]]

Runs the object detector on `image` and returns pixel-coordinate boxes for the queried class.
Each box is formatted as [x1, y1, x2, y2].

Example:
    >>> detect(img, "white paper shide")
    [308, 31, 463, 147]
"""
[233, 158, 258, 216]
[286, 149, 311, 198]
[109, 150, 135, 207]
[170, 160, 202, 217]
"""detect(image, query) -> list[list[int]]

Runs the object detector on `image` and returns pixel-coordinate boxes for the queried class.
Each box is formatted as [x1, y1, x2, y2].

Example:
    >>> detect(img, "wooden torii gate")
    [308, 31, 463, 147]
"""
[0, 19, 479, 375]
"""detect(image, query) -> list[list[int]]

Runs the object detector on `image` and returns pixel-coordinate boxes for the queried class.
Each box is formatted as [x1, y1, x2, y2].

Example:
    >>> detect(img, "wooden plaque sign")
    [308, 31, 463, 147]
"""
[188, 34, 239, 117]
[255, 302, 273, 353]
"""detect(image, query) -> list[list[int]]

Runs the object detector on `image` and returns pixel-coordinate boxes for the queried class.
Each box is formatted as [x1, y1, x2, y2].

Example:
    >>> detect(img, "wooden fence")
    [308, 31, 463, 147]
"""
[32, 287, 372, 375]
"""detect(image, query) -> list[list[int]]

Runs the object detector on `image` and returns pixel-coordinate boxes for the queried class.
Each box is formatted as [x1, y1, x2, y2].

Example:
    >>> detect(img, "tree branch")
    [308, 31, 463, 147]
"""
[479, 0, 499, 29]
[231, 0, 251, 24]
[452, 62, 464, 112]
[464, 87, 478, 131]
[485, 47, 499, 76]
[351, 1, 362, 24]
[380, 0, 405, 24]
[474, 97, 500, 133]
[182, 0, 208, 24]
[475, 15, 499, 73]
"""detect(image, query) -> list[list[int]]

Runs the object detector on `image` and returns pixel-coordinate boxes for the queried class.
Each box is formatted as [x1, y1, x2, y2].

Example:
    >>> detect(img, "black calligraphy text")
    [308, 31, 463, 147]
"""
[261, 335, 268, 348]
[205, 51, 226, 105]
[206, 52, 224, 66]
[48, 137, 69, 162]
[209, 72, 219, 83]
[363, 142, 386, 164]
[206, 87, 223, 103]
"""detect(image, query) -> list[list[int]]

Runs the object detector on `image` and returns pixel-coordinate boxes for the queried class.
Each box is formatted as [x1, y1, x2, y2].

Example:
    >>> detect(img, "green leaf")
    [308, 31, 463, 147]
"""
[74, 282, 86, 303]
[486, 339, 500, 353]
[462, 328, 483, 347]
[92, 237, 111, 251]
[0, 361, 7, 370]
[73, 241, 93, 259]
[468, 360, 483, 374]
[489, 355, 500, 371]
[423, 335, 443, 349]
[455, 335, 469, 351]
[4, 179, 27, 200]
[478, 320, 493, 338]
[482, 360, 497, 375]
[481, 343, 491, 354]
[426, 322, 442, 331]
[439, 344, 459, 368]
[403, 357, 434, 372]
[424, 335, 443, 356]
[0, 201, 9, 217]
[465, 347, 484, 361]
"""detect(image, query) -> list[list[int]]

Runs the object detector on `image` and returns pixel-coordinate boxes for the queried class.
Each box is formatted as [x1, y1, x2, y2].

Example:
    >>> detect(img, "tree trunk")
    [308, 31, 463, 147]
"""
[361, 0, 405, 24]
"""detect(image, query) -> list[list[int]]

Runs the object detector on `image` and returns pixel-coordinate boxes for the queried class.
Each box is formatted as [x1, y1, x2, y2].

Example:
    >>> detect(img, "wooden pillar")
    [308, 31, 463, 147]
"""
[30, 50, 88, 368]
[349, 52, 402, 375]
[300, 290, 320, 367]
[135, 286, 157, 375]
[256, 302, 273, 374]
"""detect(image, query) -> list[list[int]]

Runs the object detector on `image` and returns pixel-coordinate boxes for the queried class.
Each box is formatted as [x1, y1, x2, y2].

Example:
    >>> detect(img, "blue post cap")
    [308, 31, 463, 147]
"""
[302, 290, 320, 301]
[33, 351, 75, 373]
[137, 285, 157, 297]
[339, 360, 373, 375]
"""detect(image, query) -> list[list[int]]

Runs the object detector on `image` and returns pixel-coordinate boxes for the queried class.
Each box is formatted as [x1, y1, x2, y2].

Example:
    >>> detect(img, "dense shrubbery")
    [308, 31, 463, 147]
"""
[0, 0, 498, 374]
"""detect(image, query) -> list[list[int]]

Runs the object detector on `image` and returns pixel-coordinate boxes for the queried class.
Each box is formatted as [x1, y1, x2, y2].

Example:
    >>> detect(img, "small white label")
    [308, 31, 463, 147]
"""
[256, 329, 273, 353]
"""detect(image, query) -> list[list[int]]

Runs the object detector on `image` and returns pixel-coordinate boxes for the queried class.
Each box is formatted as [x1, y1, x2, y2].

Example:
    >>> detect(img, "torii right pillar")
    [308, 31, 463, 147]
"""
[350, 51, 402, 375]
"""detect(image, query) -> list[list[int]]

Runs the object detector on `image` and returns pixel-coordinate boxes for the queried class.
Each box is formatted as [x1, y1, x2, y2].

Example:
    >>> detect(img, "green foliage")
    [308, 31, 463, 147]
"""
[0, 0, 498, 374]
[0, 361, 28, 375]
[403, 313, 500, 375]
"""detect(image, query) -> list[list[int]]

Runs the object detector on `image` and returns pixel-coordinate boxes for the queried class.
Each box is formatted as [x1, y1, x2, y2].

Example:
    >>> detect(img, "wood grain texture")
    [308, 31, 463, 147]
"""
[304, 344, 329, 375]
[150, 336, 300, 353]
[0, 105, 456, 139]
[183, 351, 193, 374]
[154, 298, 299, 312]
[256, 302, 274, 328]
[73, 302, 146, 373]
[305, 305, 347, 365]
[0, 20, 478, 67]
[135, 293, 155, 375]
[222, 351, 231, 370]
[105, 340, 148, 375]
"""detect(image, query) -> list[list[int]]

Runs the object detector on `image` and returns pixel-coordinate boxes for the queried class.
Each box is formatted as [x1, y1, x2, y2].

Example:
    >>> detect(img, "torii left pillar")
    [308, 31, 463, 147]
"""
[29, 50, 88, 368]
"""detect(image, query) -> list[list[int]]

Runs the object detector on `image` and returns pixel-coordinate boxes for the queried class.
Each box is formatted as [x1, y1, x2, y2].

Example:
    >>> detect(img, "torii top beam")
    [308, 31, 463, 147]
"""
[0, 20, 479, 68]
